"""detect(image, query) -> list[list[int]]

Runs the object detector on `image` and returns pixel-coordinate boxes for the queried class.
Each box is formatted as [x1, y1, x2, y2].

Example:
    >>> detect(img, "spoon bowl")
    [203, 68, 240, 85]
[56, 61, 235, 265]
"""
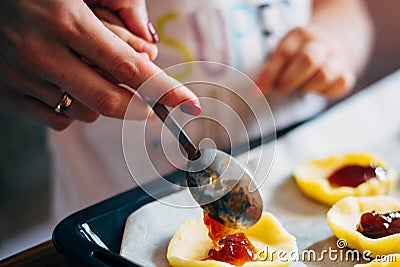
[187, 148, 263, 229]
[150, 102, 263, 229]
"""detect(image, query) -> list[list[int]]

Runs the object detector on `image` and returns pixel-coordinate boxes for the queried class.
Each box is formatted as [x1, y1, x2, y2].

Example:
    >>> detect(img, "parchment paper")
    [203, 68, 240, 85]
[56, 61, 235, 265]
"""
[120, 70, 400, 266]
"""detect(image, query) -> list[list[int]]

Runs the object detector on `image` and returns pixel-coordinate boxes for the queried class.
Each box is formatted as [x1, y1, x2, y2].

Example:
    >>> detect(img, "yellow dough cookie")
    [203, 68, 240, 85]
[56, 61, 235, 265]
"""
[327, 196, 400, 258]
[167, 212, 297, 267]
[293, 153, 397, 206]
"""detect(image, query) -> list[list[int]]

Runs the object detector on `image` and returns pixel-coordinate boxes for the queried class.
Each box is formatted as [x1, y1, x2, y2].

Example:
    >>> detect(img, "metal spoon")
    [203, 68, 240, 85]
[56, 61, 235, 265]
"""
[151, 103, 263, 229]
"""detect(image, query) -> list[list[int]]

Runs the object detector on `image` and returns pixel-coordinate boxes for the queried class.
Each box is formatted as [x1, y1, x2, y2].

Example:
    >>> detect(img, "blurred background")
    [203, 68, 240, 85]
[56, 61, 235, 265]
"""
[355, 0, 400, 90]
[1, 0, 400, 259]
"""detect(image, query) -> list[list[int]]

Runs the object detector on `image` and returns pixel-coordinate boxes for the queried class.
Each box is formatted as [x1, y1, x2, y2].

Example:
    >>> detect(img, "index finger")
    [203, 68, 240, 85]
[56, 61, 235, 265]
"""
[255, 29, 304, 94]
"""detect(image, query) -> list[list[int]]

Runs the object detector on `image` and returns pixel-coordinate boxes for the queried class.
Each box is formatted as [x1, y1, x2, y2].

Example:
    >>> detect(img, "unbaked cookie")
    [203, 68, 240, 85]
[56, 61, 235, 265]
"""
[327, 195, 400, 258]
[293, 153, 397, 206]
[167, 212, 298, 267]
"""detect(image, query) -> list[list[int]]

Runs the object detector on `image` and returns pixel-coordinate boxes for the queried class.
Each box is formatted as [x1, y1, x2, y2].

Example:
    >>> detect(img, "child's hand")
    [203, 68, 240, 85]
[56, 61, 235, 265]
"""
[255, 26, 356, 99]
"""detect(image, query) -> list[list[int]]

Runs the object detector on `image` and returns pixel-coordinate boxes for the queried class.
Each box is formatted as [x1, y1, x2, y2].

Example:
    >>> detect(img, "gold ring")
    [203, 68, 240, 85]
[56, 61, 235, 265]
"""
[54, 93, 73, 113]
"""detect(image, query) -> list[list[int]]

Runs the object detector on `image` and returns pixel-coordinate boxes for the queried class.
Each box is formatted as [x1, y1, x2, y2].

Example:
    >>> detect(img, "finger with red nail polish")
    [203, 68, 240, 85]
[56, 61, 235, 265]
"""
[148, 21, 160, 43]
[180, 100, 202, 116]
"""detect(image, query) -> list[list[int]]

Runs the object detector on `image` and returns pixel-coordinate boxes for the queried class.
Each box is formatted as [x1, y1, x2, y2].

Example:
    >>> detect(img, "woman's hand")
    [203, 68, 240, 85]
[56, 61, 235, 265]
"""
[0, 0, 200, 130]
[255, 25, 355, 99]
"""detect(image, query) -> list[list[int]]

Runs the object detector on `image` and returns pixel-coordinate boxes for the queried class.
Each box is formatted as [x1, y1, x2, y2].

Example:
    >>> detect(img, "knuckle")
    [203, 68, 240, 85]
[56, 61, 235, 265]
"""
[337, 74, 353, 90]
[292, 27, 305, 35]
[317, 69, 331, 84]
[149, 46, 158, 60]
[276, 44, 293, 59]
[326, 76, 353, 99]
[50, 7, 79, 36]
[96, 92, 122, 117]
[299, 52, 315, 69]
[292, 26, 313, 40]
[11, 36, 40, 69]
[139, 43, 158, 60]
[111, 59, 139, 83]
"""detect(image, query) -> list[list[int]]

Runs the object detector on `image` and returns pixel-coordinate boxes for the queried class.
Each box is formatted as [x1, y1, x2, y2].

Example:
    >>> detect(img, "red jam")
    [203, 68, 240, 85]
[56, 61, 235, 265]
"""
[207, 233, 257, 266]
[203, 212, 235, 246]
[203, 212, 258, 265]
[357, 210, 400, 239]
[327, 164, 384, 188]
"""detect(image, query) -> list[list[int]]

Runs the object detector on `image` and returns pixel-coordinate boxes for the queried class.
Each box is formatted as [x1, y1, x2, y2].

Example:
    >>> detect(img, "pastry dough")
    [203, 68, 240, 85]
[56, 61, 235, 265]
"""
[327, 196, 400, 257]
[167, 212, 297, 267]
[293, 153, 397, 206]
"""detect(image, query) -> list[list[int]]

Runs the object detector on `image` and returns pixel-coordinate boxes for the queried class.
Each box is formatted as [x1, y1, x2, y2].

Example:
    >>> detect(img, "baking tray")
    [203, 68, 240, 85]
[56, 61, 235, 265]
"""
[52, 121, 308, 267]
[53, 171, 185, 267]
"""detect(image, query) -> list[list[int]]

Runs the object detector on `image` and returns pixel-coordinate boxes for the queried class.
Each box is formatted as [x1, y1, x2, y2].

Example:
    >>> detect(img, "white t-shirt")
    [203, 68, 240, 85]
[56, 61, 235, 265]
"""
[50, 0, 326, 221]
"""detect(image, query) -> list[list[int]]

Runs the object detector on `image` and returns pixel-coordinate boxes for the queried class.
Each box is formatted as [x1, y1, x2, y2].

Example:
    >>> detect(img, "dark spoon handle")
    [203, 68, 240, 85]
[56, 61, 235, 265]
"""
[151, 103, 200, 160]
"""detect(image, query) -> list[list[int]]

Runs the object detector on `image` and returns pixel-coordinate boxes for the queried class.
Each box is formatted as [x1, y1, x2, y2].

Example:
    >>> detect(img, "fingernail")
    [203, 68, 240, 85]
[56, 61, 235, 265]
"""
[148, 21, 160, 43]
[180, 101, 202, 116]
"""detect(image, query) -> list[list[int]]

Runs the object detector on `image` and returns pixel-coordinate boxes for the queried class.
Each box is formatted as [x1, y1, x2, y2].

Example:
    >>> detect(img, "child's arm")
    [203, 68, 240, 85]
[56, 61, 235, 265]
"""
[255, 0, 374, 99]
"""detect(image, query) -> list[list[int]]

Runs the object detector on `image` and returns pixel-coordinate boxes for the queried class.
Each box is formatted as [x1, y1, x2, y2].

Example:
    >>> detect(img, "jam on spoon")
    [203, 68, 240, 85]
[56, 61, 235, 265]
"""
[357, 210, 400, 239]
[328, 164, 386, 188]
[150, 103, 263, 230]
[203, 212, 258, 266]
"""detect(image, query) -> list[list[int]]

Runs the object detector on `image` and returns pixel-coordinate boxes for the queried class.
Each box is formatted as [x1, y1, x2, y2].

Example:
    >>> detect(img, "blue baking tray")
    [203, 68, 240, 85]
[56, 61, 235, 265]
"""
[52, 119, 309, 267]
[53, 170, 186, 267]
